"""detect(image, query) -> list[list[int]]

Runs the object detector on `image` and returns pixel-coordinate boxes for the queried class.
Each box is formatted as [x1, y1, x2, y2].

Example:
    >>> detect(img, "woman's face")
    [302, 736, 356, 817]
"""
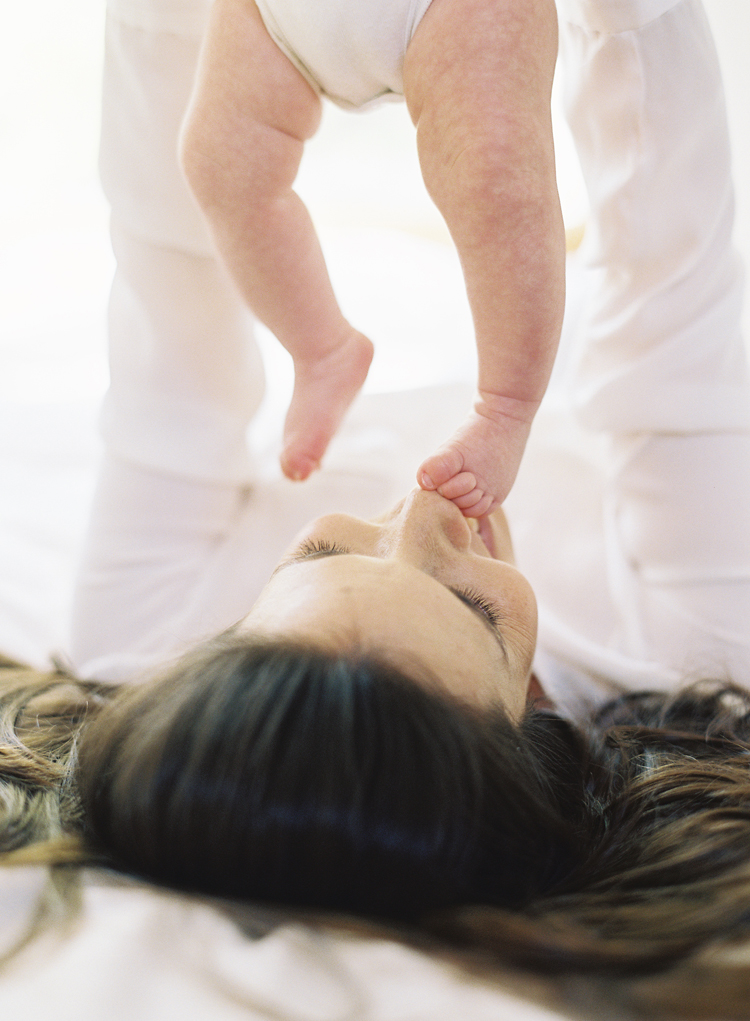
[240, 489, 537, 718]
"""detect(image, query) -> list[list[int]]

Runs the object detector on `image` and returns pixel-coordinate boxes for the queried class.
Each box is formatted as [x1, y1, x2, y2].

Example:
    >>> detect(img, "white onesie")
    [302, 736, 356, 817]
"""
[254, 0, 435, 109]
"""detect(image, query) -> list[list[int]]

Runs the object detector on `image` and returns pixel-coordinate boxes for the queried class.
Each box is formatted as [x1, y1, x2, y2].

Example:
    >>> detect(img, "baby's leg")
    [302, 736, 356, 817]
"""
[405, 0, 564, 517]
[181, 0, 372, 482]
[417, 393, 535, 518]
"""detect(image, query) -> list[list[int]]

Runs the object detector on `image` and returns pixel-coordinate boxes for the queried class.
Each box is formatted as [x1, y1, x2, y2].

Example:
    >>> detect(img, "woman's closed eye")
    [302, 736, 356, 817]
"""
[288, 539, 504, 636]
[295, 538, 350, 558]
[449, 587, 503, 631]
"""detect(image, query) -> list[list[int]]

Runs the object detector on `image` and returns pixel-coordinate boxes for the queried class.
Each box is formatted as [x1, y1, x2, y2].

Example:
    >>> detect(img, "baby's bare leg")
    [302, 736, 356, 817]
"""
[181, 0, 372, 481]
[405, 0, 564, 516]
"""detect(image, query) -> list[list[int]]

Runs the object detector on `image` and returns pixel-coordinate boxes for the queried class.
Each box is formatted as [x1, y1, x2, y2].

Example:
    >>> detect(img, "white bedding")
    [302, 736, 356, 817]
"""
[0, 226, 110, 666]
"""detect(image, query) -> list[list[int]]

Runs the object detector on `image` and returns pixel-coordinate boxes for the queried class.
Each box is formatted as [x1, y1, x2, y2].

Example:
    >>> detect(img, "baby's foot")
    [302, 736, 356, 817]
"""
[417, 396, 534, 517]
[280, 330, 374, 481]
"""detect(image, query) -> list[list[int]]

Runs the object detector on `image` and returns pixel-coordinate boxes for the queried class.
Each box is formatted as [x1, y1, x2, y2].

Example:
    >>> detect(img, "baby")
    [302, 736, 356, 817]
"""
[181, 0, 565, 517]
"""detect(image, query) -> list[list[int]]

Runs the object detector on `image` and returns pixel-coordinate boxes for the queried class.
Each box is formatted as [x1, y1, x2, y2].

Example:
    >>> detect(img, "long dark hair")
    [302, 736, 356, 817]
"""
[75, 633, 586, 920]
[6, 647, 750, 1016]
[436, 683, 750, 982]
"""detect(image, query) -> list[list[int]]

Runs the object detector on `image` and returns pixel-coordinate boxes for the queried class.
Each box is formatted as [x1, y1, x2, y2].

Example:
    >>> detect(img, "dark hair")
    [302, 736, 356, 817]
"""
[75, 634, 586, 921]
[76, 648, 750, 1002]
[8, 649, 750, 1016]
[436, 682, 750, 983]
[0, 654, 111, 858]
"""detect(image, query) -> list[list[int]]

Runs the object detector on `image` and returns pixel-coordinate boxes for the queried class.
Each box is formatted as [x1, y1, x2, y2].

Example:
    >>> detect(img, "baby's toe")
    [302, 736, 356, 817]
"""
[448, 489, 495, 518]
[436, 472, 477, 500]
[280, 449, 319, 482]
[451, 487, 487, 511]
[418, 448, 466, 491]
[463, 492, 495, 518]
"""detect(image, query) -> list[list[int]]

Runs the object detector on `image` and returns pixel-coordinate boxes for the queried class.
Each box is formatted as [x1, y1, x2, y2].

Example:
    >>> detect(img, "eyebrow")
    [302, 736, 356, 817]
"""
[274, 548, 508, 661]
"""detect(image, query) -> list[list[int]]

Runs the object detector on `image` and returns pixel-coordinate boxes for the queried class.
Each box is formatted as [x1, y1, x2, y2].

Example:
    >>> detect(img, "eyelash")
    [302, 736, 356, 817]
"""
[452, 587, 503, 630]
[295, 538, 350, 557]
[295, 540, 502, 631]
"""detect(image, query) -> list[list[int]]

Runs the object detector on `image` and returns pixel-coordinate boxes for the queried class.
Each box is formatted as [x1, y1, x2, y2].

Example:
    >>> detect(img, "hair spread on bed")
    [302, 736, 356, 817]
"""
[4, 646, 750, 1015]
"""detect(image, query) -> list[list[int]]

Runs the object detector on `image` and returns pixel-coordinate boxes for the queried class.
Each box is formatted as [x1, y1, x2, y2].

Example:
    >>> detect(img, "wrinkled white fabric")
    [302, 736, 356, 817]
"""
[0, 871, 566, 1021]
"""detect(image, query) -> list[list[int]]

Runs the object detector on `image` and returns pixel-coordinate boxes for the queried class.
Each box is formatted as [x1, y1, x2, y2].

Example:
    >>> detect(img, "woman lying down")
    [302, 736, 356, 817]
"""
[3, 0, 750, 1018]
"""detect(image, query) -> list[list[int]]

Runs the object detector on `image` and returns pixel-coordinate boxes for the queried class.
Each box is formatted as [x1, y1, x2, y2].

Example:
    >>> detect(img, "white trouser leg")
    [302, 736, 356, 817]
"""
[557, 0, 750, 434]
[71, 0, 266, 669]
[99, 3, 265, 484]
[554, 0, 750, 679]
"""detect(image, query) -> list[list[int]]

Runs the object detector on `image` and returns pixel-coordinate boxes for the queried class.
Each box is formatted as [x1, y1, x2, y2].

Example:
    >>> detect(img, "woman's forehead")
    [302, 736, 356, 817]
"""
[243, 554, 522, 712]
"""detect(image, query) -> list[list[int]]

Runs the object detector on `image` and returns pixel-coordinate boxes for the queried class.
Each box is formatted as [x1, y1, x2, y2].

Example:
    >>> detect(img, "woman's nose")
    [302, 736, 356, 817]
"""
[385, 488, 472, 560]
